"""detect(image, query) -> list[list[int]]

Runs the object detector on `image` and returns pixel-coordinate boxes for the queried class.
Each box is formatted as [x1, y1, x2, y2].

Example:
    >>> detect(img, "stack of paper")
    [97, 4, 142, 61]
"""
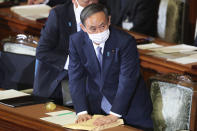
[41, 111, 124, 130]
[0, 89, 30, 100]
[150, 44, 197, 53]
[167, 54, 197, 64]
[3, 43, 36, 56]
[63, 115, 124, 131]
[11, 4, 51, 21]
[40, 110, 77, 126]
[137, 43, 163, 50]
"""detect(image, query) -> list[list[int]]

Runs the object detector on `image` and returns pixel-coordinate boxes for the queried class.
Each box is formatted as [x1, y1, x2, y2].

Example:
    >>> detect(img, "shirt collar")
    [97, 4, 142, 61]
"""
[73, 4, 80, 23]
[93, 42, 105, 54]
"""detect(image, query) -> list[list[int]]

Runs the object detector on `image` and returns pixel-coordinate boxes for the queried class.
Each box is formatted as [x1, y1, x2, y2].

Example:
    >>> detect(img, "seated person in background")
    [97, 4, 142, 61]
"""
[34, 0, 99, 105]
[100, 0, 159, 37]
[68, 3, 153, 130]
[27, 0, 67, 6]
[194, 36, 197, 46]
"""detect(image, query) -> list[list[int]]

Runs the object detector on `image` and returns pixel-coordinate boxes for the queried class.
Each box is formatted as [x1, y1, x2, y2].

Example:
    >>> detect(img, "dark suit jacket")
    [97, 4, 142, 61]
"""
[194, 36, 197, 47]
[34, 0, 77, 99]
[47, 0, 67, 7]
[100, 0, 159, 36]
[68, 26, 153, 128]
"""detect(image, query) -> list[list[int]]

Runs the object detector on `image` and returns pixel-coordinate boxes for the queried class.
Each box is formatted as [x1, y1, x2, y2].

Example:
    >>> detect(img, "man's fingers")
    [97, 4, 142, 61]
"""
[27, 0, 34, 4]
[93, 115, 118, 126]
[76, 114, 92, 123]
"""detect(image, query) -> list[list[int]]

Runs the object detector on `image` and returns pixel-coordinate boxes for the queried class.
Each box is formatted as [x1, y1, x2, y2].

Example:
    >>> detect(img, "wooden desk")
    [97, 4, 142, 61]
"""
[0, 103, 141, 131]
[127, 31, 197, 82]
[0, 7, 43, 41]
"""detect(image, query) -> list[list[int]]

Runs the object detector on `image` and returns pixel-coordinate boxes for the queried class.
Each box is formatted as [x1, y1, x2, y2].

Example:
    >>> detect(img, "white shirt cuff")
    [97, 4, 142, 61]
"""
[109, 111, 122, 118]
[77, 111, 88, 116]
[64, 55, 69, 70]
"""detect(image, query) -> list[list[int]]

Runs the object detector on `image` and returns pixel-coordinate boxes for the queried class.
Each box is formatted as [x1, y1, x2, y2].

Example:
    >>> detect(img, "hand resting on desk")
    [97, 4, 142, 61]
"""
[76, 113, 118, 126]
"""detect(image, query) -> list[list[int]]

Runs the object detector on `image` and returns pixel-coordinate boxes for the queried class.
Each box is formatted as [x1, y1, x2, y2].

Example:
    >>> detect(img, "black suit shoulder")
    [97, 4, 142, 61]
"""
[70, 30, 85, 44]
[194, 36, 197, 47]
[47, 0, 68, 7]
[52, 1, 73, 15]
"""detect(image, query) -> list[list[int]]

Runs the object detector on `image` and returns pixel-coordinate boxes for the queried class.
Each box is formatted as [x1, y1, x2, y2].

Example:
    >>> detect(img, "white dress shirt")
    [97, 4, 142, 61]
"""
[64, 3, 81, 70]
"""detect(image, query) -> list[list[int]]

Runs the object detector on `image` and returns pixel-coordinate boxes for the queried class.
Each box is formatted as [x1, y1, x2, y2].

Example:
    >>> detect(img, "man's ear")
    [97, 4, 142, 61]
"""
[108, 16, 111, 26]
[72, 0, 78, 8]
[80, 24, 87, 32]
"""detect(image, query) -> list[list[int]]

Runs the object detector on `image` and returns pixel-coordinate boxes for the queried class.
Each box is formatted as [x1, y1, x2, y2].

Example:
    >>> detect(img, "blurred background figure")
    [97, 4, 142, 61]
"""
[100, 0, 159, 37]
[34, 0, 99, 106]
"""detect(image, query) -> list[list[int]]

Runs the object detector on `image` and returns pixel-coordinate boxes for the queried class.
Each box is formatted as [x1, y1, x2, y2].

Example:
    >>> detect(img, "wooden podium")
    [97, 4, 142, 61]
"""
[0, 103, 141, 131]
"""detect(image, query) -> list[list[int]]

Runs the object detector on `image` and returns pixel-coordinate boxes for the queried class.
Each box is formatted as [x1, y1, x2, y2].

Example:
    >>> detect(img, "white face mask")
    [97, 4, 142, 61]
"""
[88, 29, 110, 44]
[75, 0, 84, 22]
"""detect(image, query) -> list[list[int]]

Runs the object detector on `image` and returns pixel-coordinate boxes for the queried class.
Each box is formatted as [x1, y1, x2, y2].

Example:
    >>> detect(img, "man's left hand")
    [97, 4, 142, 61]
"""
[93, 114, 118, 126]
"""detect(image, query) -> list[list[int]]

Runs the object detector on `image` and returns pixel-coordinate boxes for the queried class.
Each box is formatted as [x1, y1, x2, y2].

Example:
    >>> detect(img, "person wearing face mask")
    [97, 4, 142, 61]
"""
[34, 0, 99, 106]
[68, 4, 153, 130]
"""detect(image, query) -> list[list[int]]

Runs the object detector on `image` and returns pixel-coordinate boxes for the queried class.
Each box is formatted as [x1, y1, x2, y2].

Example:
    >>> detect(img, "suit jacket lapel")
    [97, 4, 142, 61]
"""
[69, 5, 77, 34]
[83, 33, 101, 74]
[63, 2, 77, 34]
[101, 31, 116, 85]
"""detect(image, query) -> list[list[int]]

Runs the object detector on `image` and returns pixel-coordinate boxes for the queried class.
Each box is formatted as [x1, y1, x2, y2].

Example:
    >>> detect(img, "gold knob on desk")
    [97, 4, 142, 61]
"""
[45, 102, 56, 111]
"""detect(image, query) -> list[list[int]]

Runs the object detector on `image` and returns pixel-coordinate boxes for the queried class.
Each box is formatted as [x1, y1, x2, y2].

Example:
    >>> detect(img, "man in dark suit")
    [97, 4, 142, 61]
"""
[100, 0, 159, 37]
[28, 0, 67, 6]
[68, 4, 153, 129]
[34, 0, 99, 105]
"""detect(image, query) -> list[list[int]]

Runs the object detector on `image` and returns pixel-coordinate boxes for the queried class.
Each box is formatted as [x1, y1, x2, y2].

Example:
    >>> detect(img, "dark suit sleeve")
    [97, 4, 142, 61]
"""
[194, 36, 197, 47]
[128, 0, 158, 36]
[68, 36, 88, 113]
[111, 37, 141, 115]
[36, 9, 66, 71]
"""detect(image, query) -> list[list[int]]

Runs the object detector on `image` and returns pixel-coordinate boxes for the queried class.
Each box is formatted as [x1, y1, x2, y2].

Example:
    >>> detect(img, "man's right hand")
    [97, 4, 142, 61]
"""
[76, 114, 92, 123]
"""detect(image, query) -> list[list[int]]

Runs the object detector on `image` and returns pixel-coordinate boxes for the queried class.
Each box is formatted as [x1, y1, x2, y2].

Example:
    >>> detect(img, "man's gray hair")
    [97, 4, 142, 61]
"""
[80, 3, 109, 26]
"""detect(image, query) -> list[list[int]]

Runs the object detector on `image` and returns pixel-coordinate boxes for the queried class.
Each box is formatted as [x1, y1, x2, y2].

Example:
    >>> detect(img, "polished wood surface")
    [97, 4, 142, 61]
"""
[0, 103, 141, 131]
[0, 7, 43, 41]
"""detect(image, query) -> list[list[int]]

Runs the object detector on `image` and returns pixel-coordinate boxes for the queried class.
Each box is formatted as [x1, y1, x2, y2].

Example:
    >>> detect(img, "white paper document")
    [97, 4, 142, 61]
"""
[46, 110, 73, 116]
[0, 89, 30, 100]
[168, 57, 197, 64]
[150, 44, 197, 53]
[40, 111, 77, 126]
[167, 53, 197, 64]
[11, 4, 51, 21]
[64, 115, 124, 131]
[3, 43, 36, 56]
[137, 43, 163, 50]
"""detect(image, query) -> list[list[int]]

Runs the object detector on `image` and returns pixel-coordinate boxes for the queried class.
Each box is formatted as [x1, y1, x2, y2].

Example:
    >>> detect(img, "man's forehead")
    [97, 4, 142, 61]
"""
[85, 12, 107, 26]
